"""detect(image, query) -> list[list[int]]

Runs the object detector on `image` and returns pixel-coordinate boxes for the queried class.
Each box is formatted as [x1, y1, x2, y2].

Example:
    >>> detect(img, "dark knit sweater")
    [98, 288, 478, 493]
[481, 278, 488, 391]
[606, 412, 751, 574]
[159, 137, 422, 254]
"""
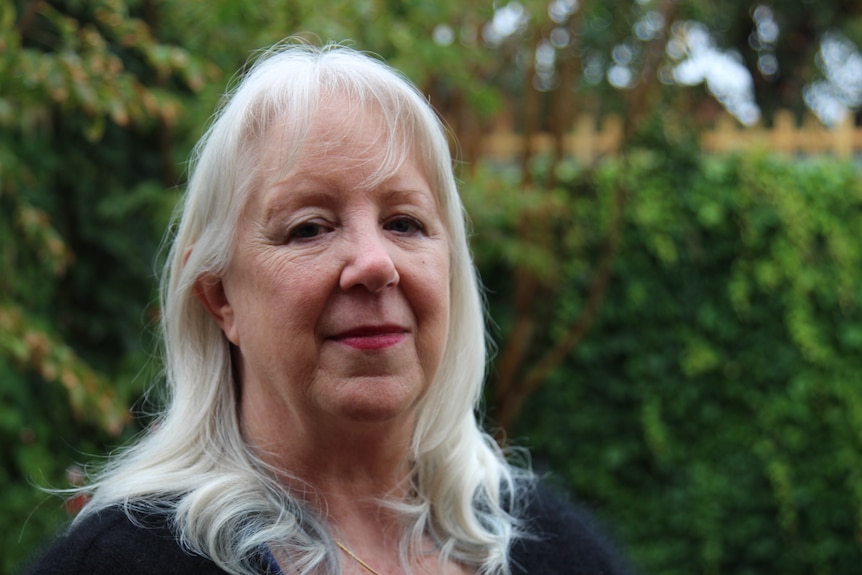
[24, 485, 632, 574]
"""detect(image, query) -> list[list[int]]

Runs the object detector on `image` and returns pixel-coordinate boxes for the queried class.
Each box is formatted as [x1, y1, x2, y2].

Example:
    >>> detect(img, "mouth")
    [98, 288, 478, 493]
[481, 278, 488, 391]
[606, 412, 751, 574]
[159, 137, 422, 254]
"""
[330, 325, 410, 350]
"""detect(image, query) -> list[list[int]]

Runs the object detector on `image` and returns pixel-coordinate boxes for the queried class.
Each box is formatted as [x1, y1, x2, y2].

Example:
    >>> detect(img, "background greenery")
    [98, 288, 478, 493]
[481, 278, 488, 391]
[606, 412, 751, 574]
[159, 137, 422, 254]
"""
[3, 1, 861, 573]
[499, 149, 862, 575]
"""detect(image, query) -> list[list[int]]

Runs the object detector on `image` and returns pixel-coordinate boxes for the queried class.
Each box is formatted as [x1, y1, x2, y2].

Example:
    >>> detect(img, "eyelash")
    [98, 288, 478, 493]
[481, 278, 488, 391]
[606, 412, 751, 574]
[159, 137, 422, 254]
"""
[285, 220, 332, 242]
[284, 215, 425, 243]
[384, 215, 425, 235]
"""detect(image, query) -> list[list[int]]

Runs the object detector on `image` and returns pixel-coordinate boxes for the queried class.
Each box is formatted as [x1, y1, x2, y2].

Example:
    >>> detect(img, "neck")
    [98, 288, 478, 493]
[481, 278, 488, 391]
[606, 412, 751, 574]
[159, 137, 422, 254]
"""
[240, 388, 417, 510]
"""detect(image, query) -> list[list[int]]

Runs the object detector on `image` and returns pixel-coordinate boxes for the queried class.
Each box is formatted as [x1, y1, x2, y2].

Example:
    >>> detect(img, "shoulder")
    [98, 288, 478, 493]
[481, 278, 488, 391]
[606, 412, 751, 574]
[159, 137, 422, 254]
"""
[22, 506, 228, 575]
[510, 482, 635, 575]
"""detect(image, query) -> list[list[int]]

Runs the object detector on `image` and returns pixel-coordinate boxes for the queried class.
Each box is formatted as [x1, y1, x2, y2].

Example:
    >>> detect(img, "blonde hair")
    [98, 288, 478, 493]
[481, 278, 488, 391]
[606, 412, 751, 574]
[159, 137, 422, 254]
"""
[77, 41, 529, 575]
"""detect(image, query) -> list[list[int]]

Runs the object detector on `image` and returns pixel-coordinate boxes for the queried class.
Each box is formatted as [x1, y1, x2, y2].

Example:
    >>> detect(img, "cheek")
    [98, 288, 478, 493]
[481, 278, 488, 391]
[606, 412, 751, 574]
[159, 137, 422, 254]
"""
[414, 253, 451, 360]
[230, 259, 328, 340]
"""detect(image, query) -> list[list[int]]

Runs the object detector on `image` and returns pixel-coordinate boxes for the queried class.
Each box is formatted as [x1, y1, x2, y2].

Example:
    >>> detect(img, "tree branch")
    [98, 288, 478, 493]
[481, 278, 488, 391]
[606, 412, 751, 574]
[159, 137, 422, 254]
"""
[497, 181, 627, 434]
[494, 0, 674, 437]
[493, 27, 544, 406]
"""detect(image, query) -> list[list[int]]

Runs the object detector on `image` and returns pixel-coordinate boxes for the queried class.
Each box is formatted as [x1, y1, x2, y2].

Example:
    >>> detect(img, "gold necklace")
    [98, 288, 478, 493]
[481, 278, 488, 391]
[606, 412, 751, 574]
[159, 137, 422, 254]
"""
[335, 540, 381, 575]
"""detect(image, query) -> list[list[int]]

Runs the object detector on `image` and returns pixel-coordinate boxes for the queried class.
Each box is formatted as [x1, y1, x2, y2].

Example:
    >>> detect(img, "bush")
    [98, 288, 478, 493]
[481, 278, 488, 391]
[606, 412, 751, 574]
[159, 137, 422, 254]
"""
[504, 151, 862, 575]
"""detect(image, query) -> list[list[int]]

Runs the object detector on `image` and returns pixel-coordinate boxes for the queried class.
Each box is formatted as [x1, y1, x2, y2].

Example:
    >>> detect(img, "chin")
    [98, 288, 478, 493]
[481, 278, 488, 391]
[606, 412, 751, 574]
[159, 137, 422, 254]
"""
[330, 381, 425, 424]
[337, 396, 418, 422]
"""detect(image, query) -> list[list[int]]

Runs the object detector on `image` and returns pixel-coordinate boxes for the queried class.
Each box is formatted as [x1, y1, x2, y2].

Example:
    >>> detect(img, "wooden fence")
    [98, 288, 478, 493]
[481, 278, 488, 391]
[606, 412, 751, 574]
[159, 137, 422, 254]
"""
[483, 110, 862, 161]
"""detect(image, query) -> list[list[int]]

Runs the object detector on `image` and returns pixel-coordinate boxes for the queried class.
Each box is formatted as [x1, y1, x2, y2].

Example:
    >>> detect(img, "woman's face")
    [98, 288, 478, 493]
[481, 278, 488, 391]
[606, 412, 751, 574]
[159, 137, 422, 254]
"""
[199, 98, 451, 437]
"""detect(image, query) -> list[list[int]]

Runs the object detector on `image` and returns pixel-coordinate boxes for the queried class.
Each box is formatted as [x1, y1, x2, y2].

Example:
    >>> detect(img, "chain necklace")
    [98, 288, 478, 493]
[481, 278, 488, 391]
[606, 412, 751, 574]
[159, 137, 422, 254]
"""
[335, 540, 381, 575]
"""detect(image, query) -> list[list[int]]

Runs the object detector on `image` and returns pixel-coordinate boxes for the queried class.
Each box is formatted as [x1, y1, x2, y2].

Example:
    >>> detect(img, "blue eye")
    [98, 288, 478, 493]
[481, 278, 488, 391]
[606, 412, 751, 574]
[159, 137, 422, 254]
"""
[385, 216, 423, 235]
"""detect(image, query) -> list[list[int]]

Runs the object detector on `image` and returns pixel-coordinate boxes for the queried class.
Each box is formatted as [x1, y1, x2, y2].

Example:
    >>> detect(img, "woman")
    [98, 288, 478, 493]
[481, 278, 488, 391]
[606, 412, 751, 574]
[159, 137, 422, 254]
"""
[26, 42, 630, 575]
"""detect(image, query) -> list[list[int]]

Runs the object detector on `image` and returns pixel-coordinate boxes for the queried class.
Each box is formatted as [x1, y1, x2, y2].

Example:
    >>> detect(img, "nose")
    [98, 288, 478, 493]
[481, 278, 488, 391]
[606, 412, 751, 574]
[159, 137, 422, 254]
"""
[339, 226, 399, 293]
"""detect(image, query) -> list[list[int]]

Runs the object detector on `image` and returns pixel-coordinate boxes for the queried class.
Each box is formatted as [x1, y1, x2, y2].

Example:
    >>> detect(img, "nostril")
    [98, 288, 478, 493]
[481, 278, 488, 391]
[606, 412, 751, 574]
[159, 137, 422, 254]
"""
[339, 237, 399, 293]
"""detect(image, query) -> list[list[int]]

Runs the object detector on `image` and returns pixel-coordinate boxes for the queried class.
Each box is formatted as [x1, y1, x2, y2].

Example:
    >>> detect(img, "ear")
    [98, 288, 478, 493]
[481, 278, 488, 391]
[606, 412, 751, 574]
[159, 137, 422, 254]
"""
[193, 273, 240, 346]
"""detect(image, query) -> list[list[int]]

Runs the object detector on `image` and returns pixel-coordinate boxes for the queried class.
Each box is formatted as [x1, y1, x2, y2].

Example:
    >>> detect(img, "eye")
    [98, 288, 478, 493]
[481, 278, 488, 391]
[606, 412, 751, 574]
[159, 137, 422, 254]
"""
[384, 216, 424, 235]
[287, 221, 331, 242]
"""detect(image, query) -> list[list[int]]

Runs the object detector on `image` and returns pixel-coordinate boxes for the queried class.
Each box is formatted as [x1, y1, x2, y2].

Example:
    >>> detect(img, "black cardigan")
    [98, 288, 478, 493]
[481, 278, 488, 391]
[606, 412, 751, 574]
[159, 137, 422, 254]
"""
[24, 485, 632, 575]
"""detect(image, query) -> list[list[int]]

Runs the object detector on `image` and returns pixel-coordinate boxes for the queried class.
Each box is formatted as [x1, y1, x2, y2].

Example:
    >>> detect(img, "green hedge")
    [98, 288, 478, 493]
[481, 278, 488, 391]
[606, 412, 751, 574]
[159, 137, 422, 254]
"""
[501, 150, 862, 575]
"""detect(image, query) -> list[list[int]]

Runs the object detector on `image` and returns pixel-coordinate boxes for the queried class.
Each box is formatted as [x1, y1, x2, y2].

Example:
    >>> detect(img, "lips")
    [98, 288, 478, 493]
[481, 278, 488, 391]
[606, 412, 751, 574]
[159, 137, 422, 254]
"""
[330, 325, 409, 350]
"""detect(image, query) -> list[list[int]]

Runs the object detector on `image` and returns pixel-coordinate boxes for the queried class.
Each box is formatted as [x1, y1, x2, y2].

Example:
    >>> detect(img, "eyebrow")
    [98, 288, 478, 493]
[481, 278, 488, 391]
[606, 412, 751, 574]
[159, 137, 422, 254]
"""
[261, 183, 435, 226]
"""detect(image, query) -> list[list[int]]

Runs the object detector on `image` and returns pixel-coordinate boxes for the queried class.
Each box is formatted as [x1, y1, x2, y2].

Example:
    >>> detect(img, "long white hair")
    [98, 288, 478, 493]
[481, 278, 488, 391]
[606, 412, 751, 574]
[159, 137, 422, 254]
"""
[77, 41, 530, 575]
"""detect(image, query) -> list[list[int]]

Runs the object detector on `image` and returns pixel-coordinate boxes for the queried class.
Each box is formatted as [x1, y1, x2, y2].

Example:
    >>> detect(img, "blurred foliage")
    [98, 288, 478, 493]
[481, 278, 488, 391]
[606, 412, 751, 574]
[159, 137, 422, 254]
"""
[3, 0, 862, 573]
[1, 0, 208, 570]
[487, 147, 862, 574]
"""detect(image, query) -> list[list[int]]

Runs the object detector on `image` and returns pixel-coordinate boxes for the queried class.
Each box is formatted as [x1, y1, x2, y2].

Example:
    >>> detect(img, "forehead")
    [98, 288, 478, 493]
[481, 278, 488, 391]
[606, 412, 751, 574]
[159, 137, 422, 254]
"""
[298, 99, 390, 164]
[258, 94, 429, 194]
